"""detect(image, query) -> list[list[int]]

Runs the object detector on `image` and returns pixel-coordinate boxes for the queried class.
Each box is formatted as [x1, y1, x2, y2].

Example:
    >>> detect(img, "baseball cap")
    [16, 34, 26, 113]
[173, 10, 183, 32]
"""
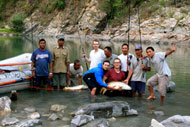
[135, 45, 142, 50]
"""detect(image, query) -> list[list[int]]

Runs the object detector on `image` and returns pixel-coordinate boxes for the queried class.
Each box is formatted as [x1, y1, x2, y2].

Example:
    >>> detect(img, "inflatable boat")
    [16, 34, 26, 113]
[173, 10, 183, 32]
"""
[0, 53, 32, 93]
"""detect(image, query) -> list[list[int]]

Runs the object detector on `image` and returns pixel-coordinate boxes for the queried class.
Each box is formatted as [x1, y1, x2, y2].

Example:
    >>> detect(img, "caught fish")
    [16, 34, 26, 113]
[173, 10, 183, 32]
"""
[108, 81, 131, 90]
[64, 85, 88, 91]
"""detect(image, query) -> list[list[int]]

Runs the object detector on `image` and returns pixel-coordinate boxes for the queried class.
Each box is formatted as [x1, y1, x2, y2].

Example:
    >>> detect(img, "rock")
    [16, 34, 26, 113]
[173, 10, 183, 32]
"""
[50, 104, 67, 112]
[154, 111, 164, 117]
[107, 117, 116, 122]
[48, 113, 59, 121]
[1, 117, 19, 126]
[127, 109, 138, 116]
[78, 0, 107, 34]
[71, 115, 94, 126]
[161, 115, 190, 127]
[62, 117, 70, 122]
[28, 112, 40, 119]
[59, 125, 70, 127]
[151, 119, 165, 127]
[167, 81, 176, 92]
[71, 101, 135, 118]
[15, 119, 42, 127]
[0, 96, 11, 114]
[24, 107, 36, 113]
[83, 118, 109, 127]
[154, 81, 176, 93]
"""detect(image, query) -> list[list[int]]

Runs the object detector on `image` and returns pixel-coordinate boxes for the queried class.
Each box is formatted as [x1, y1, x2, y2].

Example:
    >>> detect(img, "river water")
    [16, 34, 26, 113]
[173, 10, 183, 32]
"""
[0, 36, 190, 127]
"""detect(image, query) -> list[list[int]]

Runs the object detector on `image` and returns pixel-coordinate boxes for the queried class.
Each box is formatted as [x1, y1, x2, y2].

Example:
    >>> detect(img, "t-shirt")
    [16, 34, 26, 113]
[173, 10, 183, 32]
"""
[102, 54, 118, 69]
[69, 63, 83, 78]
[118, 53, 134, 72]
[105, 68, 125, 83]
[89, 49, 105, 69]
[130, 56, 150, 82]
[31, 48, 52, 76]
[149, 52, 171, 77]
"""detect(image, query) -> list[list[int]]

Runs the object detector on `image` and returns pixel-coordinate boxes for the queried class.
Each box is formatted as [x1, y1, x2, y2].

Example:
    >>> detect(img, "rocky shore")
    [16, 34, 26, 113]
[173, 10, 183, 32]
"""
[21, 0, 190, 45]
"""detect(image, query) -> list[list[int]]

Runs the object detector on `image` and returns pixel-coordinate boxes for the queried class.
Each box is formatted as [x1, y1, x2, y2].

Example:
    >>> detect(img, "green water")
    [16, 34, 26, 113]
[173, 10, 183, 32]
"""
[0, 36, 190, 127]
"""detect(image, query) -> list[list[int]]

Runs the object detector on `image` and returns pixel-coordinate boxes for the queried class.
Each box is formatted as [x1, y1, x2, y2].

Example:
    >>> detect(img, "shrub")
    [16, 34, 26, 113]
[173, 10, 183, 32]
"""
[52, 0, 66, 10]
[10, 12, 25, 32]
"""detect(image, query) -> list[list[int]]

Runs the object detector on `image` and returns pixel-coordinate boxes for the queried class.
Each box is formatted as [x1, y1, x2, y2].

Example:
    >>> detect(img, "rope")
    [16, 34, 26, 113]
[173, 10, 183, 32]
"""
[2, 82, 87, 92]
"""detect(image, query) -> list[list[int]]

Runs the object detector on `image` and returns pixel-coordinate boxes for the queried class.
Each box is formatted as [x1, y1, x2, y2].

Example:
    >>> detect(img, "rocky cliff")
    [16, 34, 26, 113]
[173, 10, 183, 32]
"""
[2, 0, 190, 44]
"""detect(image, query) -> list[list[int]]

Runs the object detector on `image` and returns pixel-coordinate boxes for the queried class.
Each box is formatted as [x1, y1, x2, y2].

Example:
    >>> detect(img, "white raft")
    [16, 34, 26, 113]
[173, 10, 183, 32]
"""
[0, 53, 32, 93]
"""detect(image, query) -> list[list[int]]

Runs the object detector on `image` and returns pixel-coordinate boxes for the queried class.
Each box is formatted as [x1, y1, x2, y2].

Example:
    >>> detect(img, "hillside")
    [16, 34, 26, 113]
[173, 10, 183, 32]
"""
[0, 0, 190, 44]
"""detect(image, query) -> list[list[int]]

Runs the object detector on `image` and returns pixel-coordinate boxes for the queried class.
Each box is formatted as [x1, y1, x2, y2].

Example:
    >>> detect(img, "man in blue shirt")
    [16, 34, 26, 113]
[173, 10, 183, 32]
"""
[83, 60, 116, 96]
[31, 39, 53, 89]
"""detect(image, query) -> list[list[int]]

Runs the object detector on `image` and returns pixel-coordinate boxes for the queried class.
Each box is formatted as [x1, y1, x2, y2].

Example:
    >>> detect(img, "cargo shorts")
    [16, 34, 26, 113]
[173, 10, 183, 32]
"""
[147, 74, 169, 96]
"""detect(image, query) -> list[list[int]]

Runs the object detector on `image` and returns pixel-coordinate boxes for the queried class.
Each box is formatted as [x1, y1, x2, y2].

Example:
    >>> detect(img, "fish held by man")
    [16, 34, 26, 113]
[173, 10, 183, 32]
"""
[108, 81, 131, 90]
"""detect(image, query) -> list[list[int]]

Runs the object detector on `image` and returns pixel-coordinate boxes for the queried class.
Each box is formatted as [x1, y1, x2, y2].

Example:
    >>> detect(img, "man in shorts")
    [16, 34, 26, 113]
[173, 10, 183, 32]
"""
[128, 45, 151, 97]
[146, 45, 176, 103]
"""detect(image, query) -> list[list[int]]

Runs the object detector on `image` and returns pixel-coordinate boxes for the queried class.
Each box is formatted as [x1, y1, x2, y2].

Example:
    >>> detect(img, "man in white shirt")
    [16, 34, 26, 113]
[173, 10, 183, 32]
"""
[69, 60, 83, 86]
[146, 46, 176, 103]
[82, 39, 105, 69]
[118, 43, 134, 82]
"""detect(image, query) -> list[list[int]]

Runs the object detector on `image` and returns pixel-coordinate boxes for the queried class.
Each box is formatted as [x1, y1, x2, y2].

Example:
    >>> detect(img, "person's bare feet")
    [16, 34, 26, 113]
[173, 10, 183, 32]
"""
[147, 95, 155, 100]
[91, 88, 97, 96]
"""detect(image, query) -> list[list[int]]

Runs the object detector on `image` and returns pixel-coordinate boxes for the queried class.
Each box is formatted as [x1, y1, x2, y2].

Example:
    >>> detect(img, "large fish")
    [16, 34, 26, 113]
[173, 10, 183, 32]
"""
[108, 81, 131, 90]
[64, 85, 88, 91]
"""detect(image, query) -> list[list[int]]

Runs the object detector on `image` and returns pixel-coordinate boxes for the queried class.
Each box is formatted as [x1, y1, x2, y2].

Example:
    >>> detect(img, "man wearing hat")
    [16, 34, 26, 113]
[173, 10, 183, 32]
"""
[52, 38, 70, 89]
[125, 45, 151, 97]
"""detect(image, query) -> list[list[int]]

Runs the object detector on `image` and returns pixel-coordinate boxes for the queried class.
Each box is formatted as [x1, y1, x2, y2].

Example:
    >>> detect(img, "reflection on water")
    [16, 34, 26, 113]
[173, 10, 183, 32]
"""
[0, 36, 190, 126]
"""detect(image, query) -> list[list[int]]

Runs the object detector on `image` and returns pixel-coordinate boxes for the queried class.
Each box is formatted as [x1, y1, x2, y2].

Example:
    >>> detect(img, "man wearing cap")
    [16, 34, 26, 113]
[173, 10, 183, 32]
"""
[52, 38, 70, 89]
[126, 45, 151, 97]
[146, 45, 176, 103]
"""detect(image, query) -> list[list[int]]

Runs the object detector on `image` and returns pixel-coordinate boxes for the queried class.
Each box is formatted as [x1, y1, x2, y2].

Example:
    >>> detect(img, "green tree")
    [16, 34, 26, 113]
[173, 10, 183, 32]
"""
[10, 13, 25, 32]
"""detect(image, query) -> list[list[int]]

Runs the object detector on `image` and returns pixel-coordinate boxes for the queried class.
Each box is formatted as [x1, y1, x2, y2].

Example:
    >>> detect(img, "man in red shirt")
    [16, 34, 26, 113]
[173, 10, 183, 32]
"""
[103, 58, 125, 83]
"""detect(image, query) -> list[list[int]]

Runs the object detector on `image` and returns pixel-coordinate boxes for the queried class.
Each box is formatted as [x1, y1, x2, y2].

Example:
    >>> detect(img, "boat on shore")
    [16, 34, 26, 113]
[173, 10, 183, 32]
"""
[0, 53, 32, 94]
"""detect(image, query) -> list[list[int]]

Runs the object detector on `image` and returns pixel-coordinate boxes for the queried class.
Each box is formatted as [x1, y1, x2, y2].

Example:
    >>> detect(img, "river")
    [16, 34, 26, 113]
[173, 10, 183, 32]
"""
[0, 36, 190, 127]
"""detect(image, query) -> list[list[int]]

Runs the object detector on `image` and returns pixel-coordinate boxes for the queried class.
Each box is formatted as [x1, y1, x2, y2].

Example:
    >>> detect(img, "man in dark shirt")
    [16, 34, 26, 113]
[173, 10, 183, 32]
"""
[31, 39, 53, 89]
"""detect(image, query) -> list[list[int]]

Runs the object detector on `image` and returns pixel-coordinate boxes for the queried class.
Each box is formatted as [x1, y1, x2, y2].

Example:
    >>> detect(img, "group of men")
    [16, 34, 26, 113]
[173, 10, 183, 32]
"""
[31, 38, 83, 90]
[31, 38, 176, 103]
[82, 40, 176, 103]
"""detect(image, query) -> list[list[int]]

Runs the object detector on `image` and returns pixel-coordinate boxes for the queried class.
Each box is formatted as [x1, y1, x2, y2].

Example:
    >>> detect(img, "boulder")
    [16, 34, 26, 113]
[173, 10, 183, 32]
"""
[151, 119, 165, 127]
[154, 81, 176, 93]
[28, 112, 40, 119]
[48, 113, 59, 121]
[24, 107, 36, 113]
[71, 115, 94, 126]
[0, 96, 11, 115]
[83, 118, 109, 127]
[1, 117, 19, 126]
[161, 115, 190, 127]
[71, 101, 137, 118]
[50, 104, 67, 112]
[15, 119, 42, 127]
